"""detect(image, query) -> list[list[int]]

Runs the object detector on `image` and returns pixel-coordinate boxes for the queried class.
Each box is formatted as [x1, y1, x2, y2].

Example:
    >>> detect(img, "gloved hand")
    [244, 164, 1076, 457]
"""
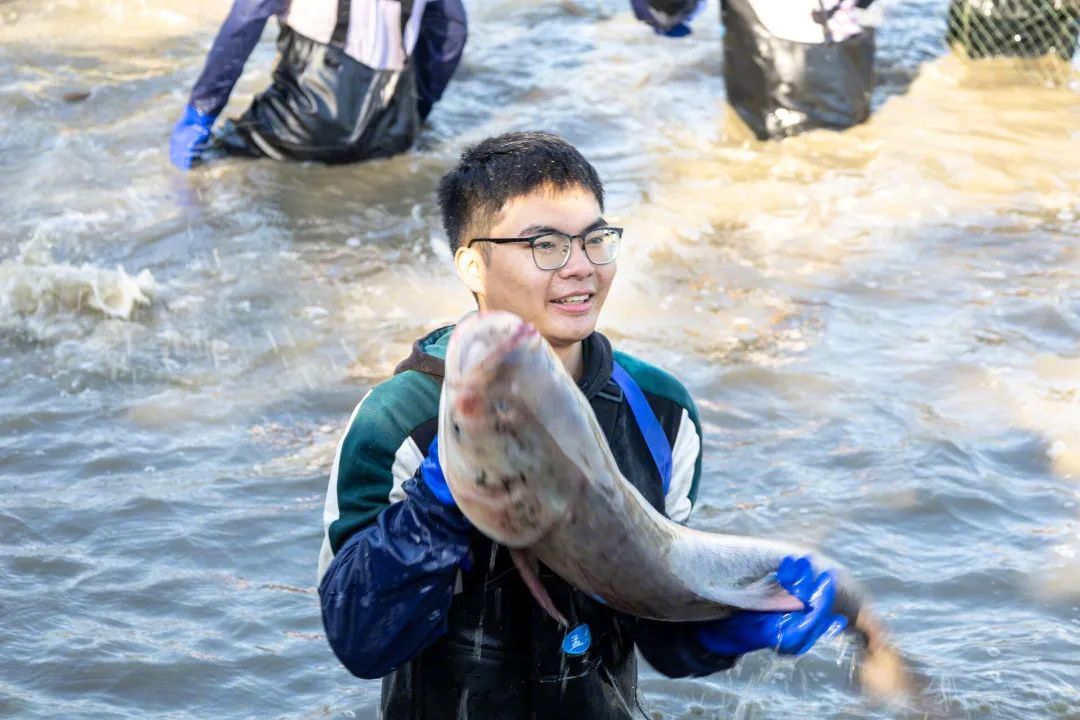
[169, 104, 217, 170]
[632, 0, 700, 37]
[696, 556, 848, 656]
[656, 22, 692, 37]
[419, 435, 456, 507]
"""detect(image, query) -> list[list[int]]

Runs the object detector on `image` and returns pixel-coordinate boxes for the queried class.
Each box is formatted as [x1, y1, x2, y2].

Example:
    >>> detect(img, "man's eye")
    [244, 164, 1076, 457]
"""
[589, 229, 619, 244]
[534, 241, 557, 252]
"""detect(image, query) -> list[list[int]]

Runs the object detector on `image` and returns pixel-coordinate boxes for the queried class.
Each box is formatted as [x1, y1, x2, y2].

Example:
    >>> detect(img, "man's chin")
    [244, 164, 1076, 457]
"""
[539, 312, 599, 347]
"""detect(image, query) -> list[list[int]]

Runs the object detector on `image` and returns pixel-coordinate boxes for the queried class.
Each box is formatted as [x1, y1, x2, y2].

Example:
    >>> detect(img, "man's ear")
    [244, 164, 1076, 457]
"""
[454, 246, 486, 297]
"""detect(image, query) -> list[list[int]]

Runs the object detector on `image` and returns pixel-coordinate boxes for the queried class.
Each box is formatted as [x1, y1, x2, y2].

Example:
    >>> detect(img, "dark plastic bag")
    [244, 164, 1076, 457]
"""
[215, 26, 420, 164]
[722, 0, 875, 140]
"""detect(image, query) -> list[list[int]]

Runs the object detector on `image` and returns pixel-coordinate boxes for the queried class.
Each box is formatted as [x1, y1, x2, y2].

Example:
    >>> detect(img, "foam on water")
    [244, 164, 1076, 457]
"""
[0, 249, 156, 325]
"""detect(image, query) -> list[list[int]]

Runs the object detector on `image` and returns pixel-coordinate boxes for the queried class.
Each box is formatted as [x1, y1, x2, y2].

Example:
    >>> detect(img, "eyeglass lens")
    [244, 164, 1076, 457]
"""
[532, 228, 621, 270]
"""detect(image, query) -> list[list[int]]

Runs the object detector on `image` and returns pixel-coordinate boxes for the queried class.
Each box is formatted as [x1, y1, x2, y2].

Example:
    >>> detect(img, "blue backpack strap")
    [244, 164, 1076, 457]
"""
[610, 362, 673, 494]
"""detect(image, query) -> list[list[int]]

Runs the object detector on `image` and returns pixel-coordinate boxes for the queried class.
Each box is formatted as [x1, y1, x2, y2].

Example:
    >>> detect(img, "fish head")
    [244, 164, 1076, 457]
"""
[438, 311, 591, 548]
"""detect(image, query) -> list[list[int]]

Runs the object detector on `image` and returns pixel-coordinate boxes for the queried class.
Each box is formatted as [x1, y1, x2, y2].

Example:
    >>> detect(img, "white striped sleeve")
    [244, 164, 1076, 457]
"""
[664, 407, 700, 524]
[317, 392, 369, 584]
[316, 395, 425, 583]
[387, 436, 424, 504]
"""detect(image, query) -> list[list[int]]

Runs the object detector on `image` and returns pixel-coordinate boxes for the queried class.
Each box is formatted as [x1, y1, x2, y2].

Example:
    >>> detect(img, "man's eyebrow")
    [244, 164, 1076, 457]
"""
[517, 217, 607, 236]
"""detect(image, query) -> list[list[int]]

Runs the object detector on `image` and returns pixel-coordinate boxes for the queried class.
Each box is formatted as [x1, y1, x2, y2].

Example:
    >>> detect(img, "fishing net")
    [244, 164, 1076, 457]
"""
[945, 0, 1080, 85]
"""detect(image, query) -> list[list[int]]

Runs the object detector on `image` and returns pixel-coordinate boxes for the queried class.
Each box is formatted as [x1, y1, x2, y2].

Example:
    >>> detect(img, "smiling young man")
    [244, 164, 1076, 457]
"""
[317, 131, 845, 719]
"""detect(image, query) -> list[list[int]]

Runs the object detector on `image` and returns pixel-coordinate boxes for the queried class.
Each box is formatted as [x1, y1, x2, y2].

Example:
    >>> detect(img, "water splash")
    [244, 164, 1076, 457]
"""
[0, 248, 155, 324]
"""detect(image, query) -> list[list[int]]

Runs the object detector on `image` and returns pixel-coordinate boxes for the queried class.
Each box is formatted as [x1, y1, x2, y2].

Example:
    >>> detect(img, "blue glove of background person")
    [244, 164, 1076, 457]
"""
[631, 0, 699, 38]
[420, 435, 456, 507]
[656, 22, 692, 37]
[169, 104, 217, 170]
[696, 556, 848, 656]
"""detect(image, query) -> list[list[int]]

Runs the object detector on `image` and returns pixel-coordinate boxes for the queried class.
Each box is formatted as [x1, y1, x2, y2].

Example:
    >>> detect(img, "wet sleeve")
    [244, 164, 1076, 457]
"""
[319, 372, 442, 568]
[319, 475, 472, 679]
[629, 371, 724, 675]
[633, 619, 740, 678]
[412, 0, 468, 120]
[187, 0, 287, 118]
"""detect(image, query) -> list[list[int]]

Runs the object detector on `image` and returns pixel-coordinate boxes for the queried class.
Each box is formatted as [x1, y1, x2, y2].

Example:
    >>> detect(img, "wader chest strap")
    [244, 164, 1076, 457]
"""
[610, 362, 673, 494]
[331, 0, 351, 48]
[332, 0, 416, 50]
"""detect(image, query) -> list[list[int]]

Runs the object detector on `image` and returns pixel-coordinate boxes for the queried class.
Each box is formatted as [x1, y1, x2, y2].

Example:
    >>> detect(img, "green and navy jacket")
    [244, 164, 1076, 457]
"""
[317, 324, 737, 719]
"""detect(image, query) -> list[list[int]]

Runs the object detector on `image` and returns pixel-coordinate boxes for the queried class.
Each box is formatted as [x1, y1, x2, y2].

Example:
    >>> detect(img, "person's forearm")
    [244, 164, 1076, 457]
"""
[318, 478, 472, 679]
[188, 0, 286, 118]
[412, 0, 468, 120]
[634, 618, 740, 678]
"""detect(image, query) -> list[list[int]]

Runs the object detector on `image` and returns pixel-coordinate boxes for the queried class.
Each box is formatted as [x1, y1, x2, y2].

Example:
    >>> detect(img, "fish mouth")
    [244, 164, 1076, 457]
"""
[447, 314, 539, 423]
[452, 313, 539, 381]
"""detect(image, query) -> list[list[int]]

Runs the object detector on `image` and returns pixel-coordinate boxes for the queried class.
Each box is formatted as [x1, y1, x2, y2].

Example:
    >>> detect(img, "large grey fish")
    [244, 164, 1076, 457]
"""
[437, 311, 922, 702]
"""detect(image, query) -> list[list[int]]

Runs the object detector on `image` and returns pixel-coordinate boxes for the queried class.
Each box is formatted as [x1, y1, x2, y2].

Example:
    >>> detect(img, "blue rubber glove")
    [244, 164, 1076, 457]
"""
[696, 556, 848, 657]
[169, 104, 217, 170]
[420, 435, 456, 507]
[656, 21, 692, 37]
[631, 0, 702, 37]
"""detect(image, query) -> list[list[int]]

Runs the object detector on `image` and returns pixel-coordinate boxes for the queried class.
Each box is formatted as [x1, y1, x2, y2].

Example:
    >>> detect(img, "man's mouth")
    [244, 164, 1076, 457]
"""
[551, 293, 593, 306]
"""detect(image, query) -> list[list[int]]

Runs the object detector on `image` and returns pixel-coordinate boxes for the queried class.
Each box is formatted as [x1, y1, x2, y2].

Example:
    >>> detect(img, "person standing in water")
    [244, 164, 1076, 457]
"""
[633, 0, 881, 140]
[317, 131, 847, 718]
[168, 0, 466, 169]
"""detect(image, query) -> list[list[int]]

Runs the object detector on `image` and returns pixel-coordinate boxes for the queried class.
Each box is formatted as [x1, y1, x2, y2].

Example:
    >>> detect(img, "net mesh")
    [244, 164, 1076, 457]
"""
[945, 0, 1080, 85]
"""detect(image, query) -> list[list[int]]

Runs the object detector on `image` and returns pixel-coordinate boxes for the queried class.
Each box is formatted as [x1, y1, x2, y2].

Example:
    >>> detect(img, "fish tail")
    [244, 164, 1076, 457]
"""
[858, 634, 919, 700]
[853, 612, 955, 719]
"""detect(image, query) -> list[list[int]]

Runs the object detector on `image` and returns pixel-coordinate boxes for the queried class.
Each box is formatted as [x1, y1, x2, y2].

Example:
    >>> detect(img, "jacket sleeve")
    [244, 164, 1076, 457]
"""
[634, 619, 739, 677]
[318, 370, 460, 678]
[188, 0, 286, 118]
[663, 403, 702, 524]
[319, 475, 472, 679]
[636, 381, 739, 677]
[412, 0, 468, 120]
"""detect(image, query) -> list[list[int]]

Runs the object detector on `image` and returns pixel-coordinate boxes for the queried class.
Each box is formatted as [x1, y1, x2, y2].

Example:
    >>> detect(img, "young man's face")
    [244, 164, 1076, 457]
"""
[462, 185, 616, 351]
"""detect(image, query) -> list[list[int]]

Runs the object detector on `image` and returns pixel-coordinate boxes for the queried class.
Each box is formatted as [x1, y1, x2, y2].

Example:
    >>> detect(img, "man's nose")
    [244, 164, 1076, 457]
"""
[557, 239, 594, 279]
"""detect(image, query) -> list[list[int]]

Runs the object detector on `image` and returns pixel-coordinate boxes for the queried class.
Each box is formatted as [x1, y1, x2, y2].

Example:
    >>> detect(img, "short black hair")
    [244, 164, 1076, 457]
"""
[438, 131, 605, 254]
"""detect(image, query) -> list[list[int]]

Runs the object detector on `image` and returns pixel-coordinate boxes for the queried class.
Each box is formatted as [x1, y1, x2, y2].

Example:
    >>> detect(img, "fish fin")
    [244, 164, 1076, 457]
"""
[699, 576, 806, 613]
[510, 548, 568, 626]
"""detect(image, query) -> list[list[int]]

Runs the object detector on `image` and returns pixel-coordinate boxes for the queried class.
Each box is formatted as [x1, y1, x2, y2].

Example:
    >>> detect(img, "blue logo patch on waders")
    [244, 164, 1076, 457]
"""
[561, 624, 592, 656]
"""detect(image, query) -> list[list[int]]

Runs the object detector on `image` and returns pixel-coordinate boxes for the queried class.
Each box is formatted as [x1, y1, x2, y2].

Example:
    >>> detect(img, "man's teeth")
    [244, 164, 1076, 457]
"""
[553, 295, 589, 305]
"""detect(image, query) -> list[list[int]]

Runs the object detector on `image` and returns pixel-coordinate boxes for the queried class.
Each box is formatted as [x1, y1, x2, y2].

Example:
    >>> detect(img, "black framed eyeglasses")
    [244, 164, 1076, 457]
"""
[467, 226, 623, 271]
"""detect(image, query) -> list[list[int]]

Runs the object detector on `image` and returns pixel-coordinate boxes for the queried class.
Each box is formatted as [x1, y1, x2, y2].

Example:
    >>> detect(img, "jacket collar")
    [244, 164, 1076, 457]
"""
[394, 321, 615, 400]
